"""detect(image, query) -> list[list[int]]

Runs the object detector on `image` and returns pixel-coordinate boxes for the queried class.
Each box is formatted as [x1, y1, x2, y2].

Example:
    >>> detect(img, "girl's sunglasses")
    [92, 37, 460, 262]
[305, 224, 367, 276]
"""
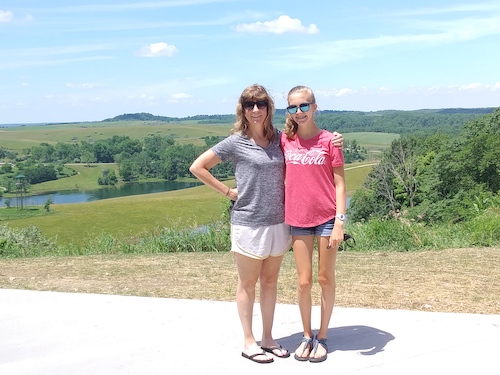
[242, 100, 268, 110]
[286, 102, 313, 114]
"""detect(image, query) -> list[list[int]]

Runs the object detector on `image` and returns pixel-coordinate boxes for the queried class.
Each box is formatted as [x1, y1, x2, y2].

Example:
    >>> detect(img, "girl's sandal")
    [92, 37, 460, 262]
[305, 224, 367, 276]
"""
[293, 336, 314, 361]
[309, 337, 328, 363]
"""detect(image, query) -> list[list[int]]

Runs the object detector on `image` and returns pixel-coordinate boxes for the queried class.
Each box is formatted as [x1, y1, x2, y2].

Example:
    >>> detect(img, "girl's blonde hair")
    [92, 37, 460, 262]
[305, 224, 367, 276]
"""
[232, 84, 276, 141]
[283, 85, 316, 139]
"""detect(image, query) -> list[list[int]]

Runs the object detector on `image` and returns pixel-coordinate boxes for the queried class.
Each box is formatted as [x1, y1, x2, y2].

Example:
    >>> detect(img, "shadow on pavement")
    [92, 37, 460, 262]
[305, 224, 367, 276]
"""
[276, 325, 395, 355]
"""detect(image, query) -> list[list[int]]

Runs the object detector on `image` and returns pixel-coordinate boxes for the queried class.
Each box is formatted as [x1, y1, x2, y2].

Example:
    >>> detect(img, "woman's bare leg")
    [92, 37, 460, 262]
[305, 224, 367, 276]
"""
[259, 254, 287, 355]
[234, 253, 270, 360]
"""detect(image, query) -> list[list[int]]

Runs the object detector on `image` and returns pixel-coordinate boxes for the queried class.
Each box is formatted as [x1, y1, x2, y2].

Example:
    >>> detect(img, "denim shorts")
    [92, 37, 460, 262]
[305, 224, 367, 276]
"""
[290, 218, 335, 237]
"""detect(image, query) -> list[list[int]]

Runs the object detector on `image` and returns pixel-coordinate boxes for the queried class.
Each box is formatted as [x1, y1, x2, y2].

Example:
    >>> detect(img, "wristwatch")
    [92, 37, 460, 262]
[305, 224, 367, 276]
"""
[335, 214, 346, 221]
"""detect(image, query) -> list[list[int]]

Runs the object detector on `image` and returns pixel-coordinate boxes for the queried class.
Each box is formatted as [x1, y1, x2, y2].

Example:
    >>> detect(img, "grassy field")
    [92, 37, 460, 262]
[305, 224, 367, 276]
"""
[343, 132, 399, 149]
[0, 121, 233, 149]
[33, 164, 122, 193]
[1, 121, 388, 246]
[1, 247, 498, 314]
[1, 161, 373, 246]
[0, 120, 397, 150]
[2, 183, 228, 246]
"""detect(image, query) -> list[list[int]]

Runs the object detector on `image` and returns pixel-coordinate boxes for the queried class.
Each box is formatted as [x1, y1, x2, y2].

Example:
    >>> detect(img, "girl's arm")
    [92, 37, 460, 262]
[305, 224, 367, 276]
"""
[329, 166, 346, 249]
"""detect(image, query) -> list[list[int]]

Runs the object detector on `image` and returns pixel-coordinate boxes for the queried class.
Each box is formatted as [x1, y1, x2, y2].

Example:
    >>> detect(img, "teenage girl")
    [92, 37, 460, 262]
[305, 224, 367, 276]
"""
[280, 85, 346, 363]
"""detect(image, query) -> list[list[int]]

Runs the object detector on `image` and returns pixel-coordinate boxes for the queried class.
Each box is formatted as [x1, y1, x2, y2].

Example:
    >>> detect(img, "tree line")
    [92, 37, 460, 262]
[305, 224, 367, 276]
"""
[0, 135, 234, 192]
[0, 107, 492, 134]
[103, 108, 493, 136]
[348, 108, 500, 224]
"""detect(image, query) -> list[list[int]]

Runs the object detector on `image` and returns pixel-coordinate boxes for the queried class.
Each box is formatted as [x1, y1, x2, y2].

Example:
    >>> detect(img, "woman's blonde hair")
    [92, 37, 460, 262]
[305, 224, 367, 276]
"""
[232, 84, 276, 141]
[283, 85, 316, 139]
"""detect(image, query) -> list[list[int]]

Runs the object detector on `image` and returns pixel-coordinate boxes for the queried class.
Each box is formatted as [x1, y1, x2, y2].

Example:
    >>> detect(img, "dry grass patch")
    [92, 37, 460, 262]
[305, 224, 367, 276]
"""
[1, 247, 498, 315]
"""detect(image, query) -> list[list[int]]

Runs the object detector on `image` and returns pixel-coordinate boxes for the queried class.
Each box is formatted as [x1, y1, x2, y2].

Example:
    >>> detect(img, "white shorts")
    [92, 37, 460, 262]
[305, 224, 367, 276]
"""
[231, 222, 292, 260]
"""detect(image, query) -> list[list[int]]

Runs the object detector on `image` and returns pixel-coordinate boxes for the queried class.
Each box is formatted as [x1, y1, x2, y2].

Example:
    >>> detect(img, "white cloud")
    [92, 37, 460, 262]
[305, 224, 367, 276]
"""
[31, 0, 236, 14]
[459, 82, 482, 90]
[318, 88, 355, 97]
[322, 83, 500, 100]
[235, 15, 319, 34]
[391, 3, 500, 17]
[65, 82, 99, 89]
[0, 10, 13, 22]
[136, 42, 178, 57]
[270, 14, 500, 70]
[335, 88, 354, 97]
[171, 93, 193, 99]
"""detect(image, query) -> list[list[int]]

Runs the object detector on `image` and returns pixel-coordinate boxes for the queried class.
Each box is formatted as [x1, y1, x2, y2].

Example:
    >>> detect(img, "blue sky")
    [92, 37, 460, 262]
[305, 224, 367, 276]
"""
[1, 0, 500, 124]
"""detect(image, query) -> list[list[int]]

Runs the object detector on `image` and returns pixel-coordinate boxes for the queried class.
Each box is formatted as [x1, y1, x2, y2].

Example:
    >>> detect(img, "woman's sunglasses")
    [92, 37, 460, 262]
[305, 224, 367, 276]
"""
[286, 102, 313, 114]
[242, 100, 268, 111]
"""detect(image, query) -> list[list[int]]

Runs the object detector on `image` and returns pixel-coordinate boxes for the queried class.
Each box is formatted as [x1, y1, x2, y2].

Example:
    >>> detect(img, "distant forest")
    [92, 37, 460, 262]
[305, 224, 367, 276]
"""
[104, 107, 496, 136]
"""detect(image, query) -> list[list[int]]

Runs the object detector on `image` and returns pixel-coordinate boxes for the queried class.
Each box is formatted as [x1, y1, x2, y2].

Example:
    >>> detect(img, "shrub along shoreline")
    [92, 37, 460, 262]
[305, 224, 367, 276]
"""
[1, 206, 498, 258]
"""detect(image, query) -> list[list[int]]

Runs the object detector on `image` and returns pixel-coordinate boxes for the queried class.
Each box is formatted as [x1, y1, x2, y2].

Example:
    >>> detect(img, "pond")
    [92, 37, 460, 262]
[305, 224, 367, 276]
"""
[1, 181, 351, 209]
[0, 181, 203, 207]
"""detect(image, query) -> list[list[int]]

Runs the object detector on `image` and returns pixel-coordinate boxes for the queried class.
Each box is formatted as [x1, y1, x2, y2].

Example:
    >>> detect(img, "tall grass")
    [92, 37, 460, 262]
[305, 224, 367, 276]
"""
[1, 208, 498, 258]
[344, 207, 500, 252]
[0, 221, 230, 258]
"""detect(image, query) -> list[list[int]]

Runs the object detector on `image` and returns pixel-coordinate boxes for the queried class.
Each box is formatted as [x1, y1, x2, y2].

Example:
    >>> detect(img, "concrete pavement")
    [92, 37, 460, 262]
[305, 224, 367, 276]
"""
[1, 289, 499, 375]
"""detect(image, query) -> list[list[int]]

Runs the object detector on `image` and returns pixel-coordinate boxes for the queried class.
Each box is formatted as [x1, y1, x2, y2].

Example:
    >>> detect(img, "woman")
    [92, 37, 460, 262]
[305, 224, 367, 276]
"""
[281, 85, 346, 363]
[189, 84, 343, 364]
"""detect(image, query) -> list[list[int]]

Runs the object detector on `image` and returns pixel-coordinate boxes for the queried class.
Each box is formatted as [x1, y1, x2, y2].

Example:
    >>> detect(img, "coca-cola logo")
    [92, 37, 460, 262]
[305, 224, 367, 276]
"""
[284, 149, 327, 165]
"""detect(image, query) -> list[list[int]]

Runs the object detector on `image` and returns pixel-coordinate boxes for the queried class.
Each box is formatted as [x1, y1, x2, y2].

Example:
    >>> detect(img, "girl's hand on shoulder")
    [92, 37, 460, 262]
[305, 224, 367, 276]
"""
[331, 131, 343, 148]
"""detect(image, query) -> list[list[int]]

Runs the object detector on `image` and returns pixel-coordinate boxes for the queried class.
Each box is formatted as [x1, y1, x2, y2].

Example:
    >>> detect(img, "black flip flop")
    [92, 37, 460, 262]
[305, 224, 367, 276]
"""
[261, 345, 290, 358]
[241, 351, 274, 364]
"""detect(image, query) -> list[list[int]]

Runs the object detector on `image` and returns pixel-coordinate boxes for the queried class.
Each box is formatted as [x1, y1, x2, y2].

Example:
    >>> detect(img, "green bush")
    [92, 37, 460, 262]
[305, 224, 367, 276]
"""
[0, 224, 58, 257]
[345, 219, 421, 252]
[465, 208, 500, 247]
[1, 206, 497, 258]
[344, 207, 499, 252]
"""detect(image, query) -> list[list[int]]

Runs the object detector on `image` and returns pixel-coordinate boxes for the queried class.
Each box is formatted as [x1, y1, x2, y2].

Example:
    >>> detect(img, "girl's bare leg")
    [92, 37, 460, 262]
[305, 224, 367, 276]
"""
[311, 236, 338, 359]
[292, 235, 315, 358]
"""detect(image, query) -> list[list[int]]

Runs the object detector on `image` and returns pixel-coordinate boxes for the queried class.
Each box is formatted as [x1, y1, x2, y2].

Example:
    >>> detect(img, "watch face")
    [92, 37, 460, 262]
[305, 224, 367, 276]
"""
[337, 214, 345, 221]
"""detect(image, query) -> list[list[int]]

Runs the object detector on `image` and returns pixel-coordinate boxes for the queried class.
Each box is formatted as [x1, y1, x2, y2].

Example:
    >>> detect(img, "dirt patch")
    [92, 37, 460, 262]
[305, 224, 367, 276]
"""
[1, 248, 499, 314]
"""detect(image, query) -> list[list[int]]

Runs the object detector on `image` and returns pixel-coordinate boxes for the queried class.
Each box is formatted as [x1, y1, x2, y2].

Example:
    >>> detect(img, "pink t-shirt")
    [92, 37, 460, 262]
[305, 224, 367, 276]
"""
[281, 130, 344, 227]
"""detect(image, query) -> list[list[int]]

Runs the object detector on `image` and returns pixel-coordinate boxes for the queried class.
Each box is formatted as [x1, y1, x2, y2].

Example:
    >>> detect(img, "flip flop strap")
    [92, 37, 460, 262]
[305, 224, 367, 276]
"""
[298, 336, 313, 356]
[312, 338, 328, 354]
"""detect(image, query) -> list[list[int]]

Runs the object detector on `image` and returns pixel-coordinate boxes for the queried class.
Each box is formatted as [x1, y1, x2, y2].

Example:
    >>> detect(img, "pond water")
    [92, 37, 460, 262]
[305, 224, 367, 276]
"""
[1, 181, 351, 209]
[0, 181, 203, 207]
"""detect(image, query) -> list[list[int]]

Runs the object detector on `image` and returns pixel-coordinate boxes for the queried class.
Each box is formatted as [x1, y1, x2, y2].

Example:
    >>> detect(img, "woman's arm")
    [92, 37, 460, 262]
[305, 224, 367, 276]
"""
[189, 149, 235, 199]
